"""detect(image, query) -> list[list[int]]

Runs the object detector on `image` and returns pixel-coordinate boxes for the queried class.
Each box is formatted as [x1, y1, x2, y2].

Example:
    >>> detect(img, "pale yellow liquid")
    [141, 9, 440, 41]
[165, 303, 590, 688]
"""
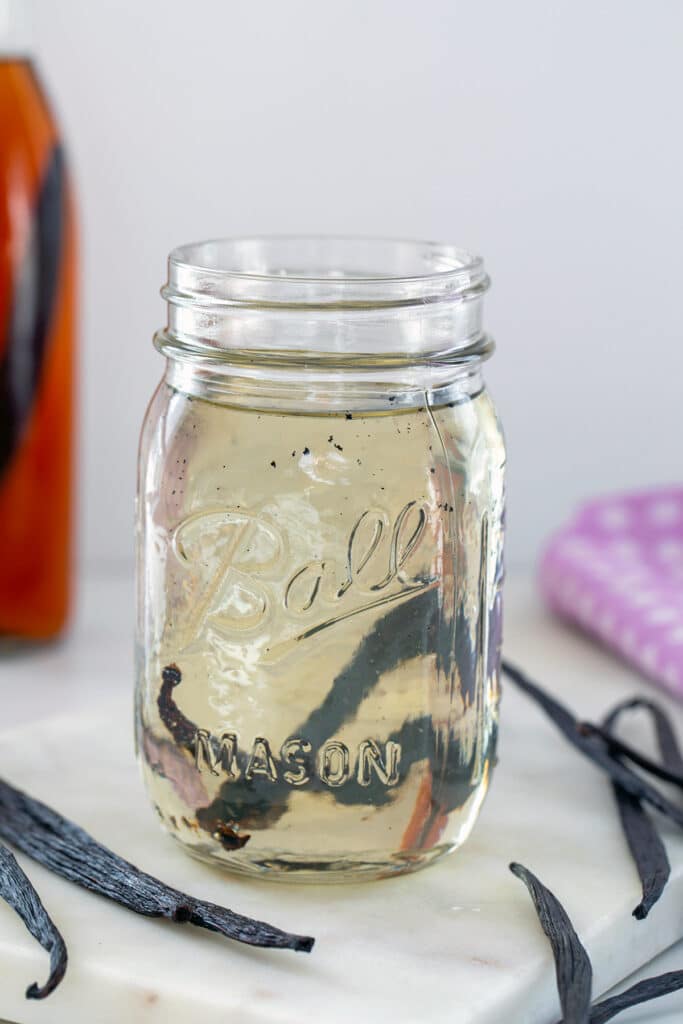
[136, 384, 505, 881]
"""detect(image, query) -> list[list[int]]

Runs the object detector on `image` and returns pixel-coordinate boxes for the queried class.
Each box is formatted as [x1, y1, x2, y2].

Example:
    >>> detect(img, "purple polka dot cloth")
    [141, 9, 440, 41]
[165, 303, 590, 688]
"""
[539, 487, 683, 698]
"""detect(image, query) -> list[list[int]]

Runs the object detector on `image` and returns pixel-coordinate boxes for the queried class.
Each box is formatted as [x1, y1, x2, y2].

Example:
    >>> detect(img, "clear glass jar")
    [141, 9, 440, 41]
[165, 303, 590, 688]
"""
[136, 237, 505, 883]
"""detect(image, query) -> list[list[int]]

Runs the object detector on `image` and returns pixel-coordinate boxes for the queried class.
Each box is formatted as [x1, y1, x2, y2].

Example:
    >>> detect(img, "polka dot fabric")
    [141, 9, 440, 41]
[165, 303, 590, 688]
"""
[539, 488, 683, 698]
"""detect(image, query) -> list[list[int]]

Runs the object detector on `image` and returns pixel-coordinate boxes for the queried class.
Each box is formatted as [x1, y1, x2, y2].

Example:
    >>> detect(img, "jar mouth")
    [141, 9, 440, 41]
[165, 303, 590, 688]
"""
[160, 235, 492, 373]
[164, 236, 488, 309]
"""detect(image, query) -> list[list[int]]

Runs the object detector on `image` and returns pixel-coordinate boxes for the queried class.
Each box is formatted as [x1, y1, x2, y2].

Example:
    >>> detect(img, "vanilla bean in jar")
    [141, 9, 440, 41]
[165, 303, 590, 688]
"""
[136, 237, 505, 882]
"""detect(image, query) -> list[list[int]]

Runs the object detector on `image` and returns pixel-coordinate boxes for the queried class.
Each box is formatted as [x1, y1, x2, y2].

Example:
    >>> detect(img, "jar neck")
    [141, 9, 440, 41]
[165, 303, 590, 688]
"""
[157, 237, 493, 412]
[161, 285, 489, 358]
[163, 353, 486, 413]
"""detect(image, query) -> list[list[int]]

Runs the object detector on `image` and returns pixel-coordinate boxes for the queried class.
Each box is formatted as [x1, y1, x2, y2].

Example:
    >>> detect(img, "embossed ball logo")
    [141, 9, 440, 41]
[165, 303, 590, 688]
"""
[162, 500, 438, 789]
[170, 500, 436, 657]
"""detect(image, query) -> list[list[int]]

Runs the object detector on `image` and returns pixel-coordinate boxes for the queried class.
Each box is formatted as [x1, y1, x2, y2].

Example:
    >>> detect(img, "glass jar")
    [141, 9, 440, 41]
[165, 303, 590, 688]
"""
[136, 237, 505, 883]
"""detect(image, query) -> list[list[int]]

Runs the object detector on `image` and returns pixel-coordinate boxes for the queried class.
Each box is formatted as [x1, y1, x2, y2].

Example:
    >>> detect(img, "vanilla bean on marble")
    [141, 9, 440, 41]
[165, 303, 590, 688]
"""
[0, 843, 67, 999]
[589, 970, 683, 1023]
[579, 723, 683, 790]
[512, 859, 683, 1024]
[582, 696, 683, 790]
[501, 661, 683, 830]
[510, 862, 591, 1024]
[608, 698, 683, 772]
[0, 777, 313, 953]
[606, 784, 669, 921]
[599, 699, 683, 920]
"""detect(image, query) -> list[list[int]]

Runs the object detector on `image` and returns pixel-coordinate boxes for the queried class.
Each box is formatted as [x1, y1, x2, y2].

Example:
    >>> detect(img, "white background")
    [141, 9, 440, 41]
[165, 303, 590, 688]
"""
[30, 0, 683, 571]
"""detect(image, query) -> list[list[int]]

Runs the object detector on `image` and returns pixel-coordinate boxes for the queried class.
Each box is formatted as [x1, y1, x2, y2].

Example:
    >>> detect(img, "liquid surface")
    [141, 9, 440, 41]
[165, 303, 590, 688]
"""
[136, 385, 505, 880]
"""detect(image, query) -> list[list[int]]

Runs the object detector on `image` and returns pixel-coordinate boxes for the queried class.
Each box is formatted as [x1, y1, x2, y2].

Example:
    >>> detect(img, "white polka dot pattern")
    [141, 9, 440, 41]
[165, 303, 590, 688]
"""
[539, 488, 683, 698]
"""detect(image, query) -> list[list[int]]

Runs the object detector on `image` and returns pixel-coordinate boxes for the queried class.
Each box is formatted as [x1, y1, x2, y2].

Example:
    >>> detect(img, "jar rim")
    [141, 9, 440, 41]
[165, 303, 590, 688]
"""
[164, 235, 488, 309]
[160, 235, 492, 371]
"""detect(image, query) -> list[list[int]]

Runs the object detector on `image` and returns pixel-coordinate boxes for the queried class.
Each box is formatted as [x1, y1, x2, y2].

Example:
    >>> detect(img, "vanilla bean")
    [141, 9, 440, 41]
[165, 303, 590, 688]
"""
[0, 844, 67, 999]
[589, 970, 683, 1023]
[580, 723, 683, 790]
[606, 698, 683, 772]
[510, 862, 591, 1024]
[501, 661, 683, 830]
[599, 699, 682, 920]
[607, 786, 669, 920]
[513, 857, 683, 1024]
[0, 778, 313, 953]
[505, 664, 683, 1019]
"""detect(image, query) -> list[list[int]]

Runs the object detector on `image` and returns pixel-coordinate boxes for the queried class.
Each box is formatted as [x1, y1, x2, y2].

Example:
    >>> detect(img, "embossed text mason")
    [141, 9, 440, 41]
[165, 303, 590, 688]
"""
[136, 237, 505, 881]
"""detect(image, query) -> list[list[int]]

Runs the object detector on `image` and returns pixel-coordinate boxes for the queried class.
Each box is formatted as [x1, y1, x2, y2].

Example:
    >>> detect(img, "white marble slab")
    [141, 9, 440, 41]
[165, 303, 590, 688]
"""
[0, 574, 682, 1023]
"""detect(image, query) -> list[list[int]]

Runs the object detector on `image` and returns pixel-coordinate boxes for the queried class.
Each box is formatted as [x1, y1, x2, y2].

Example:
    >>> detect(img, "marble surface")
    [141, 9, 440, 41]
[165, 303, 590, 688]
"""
[0, 572, 682, 1023]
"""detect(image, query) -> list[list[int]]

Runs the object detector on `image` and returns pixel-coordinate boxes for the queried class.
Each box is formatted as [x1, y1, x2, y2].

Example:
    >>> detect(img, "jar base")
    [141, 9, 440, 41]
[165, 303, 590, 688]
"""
[174, 836, 458, 884]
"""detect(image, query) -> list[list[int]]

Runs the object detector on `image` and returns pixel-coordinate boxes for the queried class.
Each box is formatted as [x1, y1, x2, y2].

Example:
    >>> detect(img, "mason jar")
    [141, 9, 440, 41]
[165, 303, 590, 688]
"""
[135, 237, 505, 882]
